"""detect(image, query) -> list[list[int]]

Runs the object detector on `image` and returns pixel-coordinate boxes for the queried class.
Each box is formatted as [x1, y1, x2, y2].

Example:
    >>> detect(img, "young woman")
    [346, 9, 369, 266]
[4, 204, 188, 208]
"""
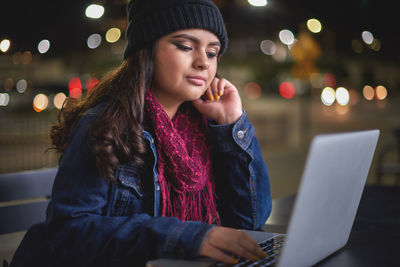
[10, 0, 272, 266]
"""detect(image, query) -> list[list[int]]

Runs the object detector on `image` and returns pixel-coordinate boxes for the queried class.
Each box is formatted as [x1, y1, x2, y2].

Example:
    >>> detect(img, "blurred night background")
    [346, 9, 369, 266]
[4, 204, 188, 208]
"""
[1, 0, 400, 199]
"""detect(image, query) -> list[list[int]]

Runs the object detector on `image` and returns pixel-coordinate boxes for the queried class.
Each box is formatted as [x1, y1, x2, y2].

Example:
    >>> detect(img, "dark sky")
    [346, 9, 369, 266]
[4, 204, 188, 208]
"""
[0, 1, 126, 54]
[0, 0, 398, 60]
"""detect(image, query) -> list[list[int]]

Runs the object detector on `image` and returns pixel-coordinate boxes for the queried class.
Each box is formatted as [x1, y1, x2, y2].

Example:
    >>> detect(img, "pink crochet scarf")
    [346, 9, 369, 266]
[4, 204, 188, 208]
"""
[144, 90, 220, 224]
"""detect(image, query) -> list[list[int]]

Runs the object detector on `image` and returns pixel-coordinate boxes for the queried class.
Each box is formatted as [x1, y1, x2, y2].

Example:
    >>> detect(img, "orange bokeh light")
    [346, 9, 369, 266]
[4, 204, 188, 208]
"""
[363, 85, 374, 100]
[375, 85, 387, 100]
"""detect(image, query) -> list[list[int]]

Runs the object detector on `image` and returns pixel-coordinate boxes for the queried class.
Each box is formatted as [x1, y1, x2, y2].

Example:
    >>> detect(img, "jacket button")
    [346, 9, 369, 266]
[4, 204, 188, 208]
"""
[156, 185, 160, 191]
[237, 130, 245, 139]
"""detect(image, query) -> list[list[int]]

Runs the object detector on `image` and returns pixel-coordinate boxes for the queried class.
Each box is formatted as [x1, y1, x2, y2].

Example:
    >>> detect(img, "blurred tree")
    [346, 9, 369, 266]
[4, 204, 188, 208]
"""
[290, 31, 321, 80]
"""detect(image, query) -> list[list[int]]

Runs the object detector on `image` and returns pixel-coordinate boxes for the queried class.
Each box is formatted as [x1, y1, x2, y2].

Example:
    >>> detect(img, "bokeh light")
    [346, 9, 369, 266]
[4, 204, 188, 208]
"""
[335, 87, 350, 106]
[375, 85, 387, 100]
[0, 39, 11, 52]
[321, 87, 336, 106]
[244, 82, 262, 99]
[361, 31, 374, 45]
[33, 93, 49, 112]
[272, 43, 287, 62]
[4, 78, 14, 91]
[279, 29, 295, 45]
[38, 39, 50, 54]
[260, 40, 276, 55]
[54, 92, 67, 110]
[279, 81, 296, 99]
[0, 93, 10, 106]
[86, 77, 99, 92]
[85, 4, 105, 19]
[16, 79, 28, 93]
[306, 18, 322, 33]
[69, 77, 82, 98]
[21, 51, 32, 64]
[370, 38, 381, 51]
[69, 88, 81, 99]
[248, 0, 267, 7]
[105, 28, 121, 43]
[87, 34, 102, 49]
[363, 85, 374, 100]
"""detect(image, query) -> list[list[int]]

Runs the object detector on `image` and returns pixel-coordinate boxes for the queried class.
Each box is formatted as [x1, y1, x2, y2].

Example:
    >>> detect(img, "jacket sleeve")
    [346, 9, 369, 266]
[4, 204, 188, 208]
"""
[44, 112, 214, 267]
[208, 110, 272, 230]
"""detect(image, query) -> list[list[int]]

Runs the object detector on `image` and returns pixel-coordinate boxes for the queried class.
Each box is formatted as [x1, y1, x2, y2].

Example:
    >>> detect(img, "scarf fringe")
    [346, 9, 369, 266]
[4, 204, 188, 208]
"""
[164, 180, 220, 225]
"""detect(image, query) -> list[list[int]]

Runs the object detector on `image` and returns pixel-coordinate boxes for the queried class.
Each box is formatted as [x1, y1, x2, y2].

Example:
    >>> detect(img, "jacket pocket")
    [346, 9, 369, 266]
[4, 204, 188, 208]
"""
[113, 165, 149, 216]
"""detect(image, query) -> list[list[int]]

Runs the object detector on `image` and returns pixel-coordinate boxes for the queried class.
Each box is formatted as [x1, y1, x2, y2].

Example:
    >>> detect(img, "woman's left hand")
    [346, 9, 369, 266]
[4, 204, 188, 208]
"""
[192, 77, 243, 125]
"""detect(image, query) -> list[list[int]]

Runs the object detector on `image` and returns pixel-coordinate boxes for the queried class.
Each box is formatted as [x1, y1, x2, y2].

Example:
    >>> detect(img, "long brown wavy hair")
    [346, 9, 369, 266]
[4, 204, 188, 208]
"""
[50, 48, 154, 182]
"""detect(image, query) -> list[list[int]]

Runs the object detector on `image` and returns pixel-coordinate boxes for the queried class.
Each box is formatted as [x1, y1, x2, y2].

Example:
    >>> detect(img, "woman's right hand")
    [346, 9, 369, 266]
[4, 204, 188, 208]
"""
[198, 226, 267, 264]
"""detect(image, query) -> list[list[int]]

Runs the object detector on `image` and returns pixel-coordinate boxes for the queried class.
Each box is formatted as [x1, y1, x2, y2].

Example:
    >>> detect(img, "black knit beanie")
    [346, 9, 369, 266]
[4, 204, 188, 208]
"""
[124, 0, 228, 59]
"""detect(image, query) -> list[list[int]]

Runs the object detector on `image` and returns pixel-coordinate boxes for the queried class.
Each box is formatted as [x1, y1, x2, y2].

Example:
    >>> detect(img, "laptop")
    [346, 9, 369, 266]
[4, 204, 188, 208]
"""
[147, 129, 380, 267]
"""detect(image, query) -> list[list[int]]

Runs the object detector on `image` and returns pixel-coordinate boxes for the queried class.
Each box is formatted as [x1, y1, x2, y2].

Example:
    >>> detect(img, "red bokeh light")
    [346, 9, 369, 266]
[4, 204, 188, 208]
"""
[279, 82, 296, 99]
[86, 77, 99, 92]
[69, 88, 82, 99]
[68, 77, 82, 98]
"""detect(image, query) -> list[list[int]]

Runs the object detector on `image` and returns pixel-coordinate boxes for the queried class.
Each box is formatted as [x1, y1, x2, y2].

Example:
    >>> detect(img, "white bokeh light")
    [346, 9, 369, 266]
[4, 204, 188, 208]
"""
[85, 4, 105, 19]
[33, 93, 49, 111]
[279, 29, 295, 45]
[16, 79, 28, 93]
[0, 39, 11, 52]
[87, 34, 102, 49]
[272, 43, 287, 62]
[38, 39, 50, 54]
[321, 87, 336, 106]
[335, 87, 350, 106]
[361, 31, 374, 45]
[248, 0, 268, 7]
[54, 92, 67, 109]
[260, 40, 276, 55]
[0, 93, 10, 106]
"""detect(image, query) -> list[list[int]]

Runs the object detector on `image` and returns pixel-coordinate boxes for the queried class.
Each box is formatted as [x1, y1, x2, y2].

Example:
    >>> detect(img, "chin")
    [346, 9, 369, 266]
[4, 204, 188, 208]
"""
[185, 89, 206, 101]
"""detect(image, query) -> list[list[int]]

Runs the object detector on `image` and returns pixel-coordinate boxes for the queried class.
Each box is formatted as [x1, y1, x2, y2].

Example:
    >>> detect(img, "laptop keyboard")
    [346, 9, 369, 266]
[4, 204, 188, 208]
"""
[212, 235, 286, 267]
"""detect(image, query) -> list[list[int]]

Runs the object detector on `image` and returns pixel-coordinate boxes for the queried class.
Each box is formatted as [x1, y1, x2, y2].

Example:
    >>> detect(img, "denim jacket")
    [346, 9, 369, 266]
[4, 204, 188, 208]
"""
[10, 104, 271, 267]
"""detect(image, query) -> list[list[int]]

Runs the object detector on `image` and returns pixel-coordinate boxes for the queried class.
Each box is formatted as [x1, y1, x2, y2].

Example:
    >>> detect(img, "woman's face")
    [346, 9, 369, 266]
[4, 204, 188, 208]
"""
[152, 28, 220, 108]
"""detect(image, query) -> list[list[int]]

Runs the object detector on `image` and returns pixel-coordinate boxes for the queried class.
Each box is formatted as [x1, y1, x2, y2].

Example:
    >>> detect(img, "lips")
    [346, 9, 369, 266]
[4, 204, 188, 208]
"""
[185, 75, 207, 86]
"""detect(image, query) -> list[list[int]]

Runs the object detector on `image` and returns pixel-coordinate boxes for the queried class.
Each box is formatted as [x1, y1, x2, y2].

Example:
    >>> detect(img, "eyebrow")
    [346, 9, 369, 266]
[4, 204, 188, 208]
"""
[170, 34, 221, 47]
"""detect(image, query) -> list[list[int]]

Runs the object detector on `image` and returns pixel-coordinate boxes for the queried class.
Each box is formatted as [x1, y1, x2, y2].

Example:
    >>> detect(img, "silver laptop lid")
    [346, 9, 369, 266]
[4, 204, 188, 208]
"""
[277, 129, 379, 267]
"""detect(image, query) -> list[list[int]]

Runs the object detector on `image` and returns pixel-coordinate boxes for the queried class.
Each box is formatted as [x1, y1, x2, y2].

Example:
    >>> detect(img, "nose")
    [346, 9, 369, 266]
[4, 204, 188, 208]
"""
[193, 51, 210, 70]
